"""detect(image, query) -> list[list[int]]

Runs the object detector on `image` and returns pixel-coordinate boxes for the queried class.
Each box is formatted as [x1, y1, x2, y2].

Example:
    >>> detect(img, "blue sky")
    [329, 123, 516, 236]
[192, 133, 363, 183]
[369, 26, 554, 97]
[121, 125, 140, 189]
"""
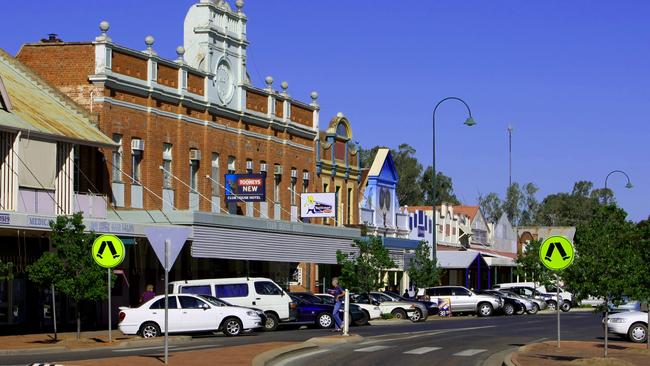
[2, 1, 648, 221]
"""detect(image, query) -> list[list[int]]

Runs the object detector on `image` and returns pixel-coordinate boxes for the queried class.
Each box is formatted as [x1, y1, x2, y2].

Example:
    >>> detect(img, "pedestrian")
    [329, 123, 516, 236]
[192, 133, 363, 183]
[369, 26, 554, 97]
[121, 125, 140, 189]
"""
[327, 277, 344, 332]
[140, 284, 155, 304]
[403, 289, 410, 299]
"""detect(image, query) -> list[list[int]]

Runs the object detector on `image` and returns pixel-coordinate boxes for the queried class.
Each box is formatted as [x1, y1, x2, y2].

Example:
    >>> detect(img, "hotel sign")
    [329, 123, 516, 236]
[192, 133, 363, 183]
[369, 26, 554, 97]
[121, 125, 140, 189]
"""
[224, 173, 266, 202]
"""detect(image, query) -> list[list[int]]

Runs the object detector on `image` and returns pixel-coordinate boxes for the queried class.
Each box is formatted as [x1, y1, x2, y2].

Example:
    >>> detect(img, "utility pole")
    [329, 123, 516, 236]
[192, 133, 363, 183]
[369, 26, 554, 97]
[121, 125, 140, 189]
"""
[507, 124, 513, 188]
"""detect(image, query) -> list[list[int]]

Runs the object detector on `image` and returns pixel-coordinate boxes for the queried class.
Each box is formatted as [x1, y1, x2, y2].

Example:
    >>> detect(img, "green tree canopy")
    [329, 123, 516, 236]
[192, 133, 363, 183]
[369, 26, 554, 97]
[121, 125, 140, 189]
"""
[420, 167, 460, 206]
[479, 182, 539, 226]
[408, 241, 440, 288]
[514, 239, 552, 288]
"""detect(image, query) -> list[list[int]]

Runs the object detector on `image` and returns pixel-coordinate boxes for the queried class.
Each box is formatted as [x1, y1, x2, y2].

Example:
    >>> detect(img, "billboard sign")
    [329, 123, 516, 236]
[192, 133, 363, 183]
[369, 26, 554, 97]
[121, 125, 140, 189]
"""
[224, 173, 266, 202]
[300, 193, 336, 218]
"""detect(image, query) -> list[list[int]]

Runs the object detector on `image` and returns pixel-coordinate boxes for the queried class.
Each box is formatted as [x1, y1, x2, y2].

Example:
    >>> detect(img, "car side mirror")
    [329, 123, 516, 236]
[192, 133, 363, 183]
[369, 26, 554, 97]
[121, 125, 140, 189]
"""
[202, 304, 210, 310]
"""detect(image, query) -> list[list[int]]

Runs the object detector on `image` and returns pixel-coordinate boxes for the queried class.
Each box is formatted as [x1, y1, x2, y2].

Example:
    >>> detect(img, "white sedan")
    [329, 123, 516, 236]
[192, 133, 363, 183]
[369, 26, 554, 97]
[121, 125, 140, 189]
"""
[606, 311, 648, 343]
[118, 294, 264, 337]
[315, 293, 382, 321]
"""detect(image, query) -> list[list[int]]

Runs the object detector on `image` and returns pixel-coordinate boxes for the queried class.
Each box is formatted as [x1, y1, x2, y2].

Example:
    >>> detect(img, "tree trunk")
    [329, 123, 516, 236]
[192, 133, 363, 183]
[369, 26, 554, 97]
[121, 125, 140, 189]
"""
[604, 308, 608, 358]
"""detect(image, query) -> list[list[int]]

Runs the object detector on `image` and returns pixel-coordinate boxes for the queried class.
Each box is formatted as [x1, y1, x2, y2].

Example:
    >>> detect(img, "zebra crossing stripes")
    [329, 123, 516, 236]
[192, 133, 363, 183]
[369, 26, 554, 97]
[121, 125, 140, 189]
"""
[354, 345, 392, 352]
[453, 349, 487, 356]
[403, 346, 441, 355]
[29, 364, 64, 366]
[352, 345, 486, 357]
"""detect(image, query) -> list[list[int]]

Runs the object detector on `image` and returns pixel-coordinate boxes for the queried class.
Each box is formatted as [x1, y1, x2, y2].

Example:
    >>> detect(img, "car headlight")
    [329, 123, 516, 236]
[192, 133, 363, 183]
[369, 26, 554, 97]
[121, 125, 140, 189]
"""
[609, 318, 626, 323]
[246, 311, 257, 317]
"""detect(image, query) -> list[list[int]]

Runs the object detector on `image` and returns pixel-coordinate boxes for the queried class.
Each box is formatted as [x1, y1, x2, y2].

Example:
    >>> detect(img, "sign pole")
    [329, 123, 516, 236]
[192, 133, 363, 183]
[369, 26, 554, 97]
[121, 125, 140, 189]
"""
[164, 239, 170, 364]
[557, 274, 560, 348]
[108, 268, 112, 343]
[343, 290, 350, 336]
[51, 284, 57, 340]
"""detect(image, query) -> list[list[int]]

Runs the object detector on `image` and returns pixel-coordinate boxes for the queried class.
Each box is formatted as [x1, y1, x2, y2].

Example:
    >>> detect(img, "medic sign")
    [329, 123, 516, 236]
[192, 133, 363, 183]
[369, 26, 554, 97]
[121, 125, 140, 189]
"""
[224, 173, 266, 202]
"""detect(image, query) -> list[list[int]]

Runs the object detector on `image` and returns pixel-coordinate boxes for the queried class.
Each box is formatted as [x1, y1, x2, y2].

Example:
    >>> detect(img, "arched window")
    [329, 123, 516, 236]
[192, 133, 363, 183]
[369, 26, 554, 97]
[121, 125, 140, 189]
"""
[336, 122, 347, 138]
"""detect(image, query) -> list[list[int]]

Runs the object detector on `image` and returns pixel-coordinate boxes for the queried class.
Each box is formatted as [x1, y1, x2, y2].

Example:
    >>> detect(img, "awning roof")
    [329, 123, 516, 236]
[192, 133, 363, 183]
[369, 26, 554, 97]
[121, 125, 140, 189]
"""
[382, 236, 420, 250]
[437, 251, 480, 269]
[0, 49, 116, 148]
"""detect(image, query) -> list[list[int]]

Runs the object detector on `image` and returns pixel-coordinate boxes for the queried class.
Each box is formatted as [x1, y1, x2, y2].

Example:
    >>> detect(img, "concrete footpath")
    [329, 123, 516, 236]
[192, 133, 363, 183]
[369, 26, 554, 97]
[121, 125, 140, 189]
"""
[507, 341, 650, 366]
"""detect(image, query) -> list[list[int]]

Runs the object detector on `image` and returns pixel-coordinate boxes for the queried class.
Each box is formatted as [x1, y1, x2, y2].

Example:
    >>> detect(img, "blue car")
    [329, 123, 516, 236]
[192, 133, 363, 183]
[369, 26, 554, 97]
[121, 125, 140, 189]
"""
[286, 294, 336, 328]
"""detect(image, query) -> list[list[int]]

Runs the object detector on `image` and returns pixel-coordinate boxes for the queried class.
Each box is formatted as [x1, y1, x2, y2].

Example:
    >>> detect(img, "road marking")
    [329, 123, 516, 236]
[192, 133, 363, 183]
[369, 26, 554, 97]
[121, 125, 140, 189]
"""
[355, 345, 392, 352]
[360, 325, 496, 345]
[453, 349, 486, 356]
[403, 347, 441, 355]
[274, 349, 329, 366]
[169, 344, 219, 352]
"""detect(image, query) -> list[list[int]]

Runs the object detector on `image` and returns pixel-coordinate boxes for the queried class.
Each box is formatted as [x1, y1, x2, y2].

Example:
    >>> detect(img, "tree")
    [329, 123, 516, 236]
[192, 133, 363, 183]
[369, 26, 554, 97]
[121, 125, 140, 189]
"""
[514, 239, 552, 289]
[408, 241, 440, 289]
[563, 204, 638, 357]
[392, 144, 423, 206]
[336, 236, 395, 303]
[478, 192, 503, 223]
[480, 182, 540, 226]
[535, 181, 603, 226]
[421, 167, 460, 206]
[359, 146, 383, 169]
[27, 213, 110, 339]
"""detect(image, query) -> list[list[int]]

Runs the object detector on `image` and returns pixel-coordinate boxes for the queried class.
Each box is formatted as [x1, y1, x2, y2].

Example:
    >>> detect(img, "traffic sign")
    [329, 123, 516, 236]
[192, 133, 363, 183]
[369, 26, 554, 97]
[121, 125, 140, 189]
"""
[144, 227, 191, 271]
[92, 234, 125, 268]
[539, 236, 574, 271]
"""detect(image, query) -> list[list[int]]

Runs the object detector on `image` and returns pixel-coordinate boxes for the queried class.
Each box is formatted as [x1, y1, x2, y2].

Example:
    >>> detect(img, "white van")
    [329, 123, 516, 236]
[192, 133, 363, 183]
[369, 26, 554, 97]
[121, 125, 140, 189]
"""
[170, 277, 296, 331]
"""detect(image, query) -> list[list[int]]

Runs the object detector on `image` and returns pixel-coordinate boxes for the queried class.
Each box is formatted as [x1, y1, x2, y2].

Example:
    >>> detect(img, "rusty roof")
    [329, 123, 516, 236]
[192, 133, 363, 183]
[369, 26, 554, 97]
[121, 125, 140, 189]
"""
[0, 48, 116, 148]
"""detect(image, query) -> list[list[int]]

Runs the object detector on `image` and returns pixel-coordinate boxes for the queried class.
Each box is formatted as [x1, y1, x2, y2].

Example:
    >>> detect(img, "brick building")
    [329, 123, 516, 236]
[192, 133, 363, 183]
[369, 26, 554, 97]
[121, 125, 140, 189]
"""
[11, 0, 362, 322]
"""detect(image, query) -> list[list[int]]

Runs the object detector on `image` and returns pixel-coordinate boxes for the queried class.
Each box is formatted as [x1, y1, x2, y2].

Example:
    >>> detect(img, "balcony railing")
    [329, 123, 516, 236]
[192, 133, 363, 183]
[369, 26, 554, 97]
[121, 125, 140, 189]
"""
[74, 192, 108, 219]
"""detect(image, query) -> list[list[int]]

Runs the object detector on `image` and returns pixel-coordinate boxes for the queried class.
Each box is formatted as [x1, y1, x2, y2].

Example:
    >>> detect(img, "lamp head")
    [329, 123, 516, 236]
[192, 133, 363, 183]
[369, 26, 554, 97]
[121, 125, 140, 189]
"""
[625, 182, 633, 189]
[464, 116, 476, 127]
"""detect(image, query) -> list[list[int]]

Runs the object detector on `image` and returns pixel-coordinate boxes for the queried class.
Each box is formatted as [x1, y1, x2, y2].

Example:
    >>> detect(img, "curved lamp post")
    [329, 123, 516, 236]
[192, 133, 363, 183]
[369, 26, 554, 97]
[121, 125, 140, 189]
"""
[604, 170, 633, 190]
[432, 97, 475, 260]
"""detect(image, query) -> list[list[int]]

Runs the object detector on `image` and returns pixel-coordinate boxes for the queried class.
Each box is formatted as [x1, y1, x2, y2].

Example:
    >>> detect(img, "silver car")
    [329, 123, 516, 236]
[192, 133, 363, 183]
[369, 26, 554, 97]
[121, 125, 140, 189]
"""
[426, 286, 502, 317]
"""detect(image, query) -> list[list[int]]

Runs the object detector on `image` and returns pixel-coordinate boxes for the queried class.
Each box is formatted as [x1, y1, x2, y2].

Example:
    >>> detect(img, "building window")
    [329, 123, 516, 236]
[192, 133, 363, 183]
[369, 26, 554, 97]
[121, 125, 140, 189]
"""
[211, 153, 220, 196]
[302, 170, 309, 193]
[189, 152, 200, 192]
[227, 156, 236, 174]
[290, 178, 297, 205]
[323, 183, 329, 192]
[132, 143, 142, 185]
[260, 160, 267, 174]
[246, 158, 253, 173]
[336, 122, 347, 138]
[347, 187, 353, 225]
[273, 164, 281, 203]
[73, 145, 80, 192]
[112, 134, 122, 182]
[162, 143, 172, 189]
[335, 186, 341, 225]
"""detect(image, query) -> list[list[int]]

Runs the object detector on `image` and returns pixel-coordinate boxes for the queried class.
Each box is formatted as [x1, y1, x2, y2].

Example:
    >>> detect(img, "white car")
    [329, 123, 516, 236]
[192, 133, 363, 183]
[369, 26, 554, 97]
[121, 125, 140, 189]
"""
[316, 293, 382, 321]
[353, 293, 416, 320]
[118, 294, 264, 338]
[606, 311, 648, 343]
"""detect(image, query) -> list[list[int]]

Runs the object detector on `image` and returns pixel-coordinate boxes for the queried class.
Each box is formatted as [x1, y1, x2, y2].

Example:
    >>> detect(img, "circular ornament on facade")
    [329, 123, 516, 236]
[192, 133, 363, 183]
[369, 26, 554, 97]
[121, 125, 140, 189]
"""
[215, 61, 234, 104]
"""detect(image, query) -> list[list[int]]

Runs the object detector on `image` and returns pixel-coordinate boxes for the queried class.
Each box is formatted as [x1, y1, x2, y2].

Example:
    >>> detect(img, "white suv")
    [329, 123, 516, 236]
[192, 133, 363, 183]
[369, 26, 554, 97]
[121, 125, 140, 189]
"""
[426, 286, 502, 317]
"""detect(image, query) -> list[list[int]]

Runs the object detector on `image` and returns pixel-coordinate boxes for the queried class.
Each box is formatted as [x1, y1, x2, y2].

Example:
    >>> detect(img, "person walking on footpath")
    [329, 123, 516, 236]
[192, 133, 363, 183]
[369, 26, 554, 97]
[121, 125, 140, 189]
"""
[140, 284, 155, 304]
[327, 277, 344, 332]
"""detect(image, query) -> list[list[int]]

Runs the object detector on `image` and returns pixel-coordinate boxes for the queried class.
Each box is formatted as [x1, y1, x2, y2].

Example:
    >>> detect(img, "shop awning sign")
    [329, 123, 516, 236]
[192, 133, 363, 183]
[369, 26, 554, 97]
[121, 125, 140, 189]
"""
[300, 193, 336, 218]
[145, 227, 192, 271]
[224, 173, 266, 202]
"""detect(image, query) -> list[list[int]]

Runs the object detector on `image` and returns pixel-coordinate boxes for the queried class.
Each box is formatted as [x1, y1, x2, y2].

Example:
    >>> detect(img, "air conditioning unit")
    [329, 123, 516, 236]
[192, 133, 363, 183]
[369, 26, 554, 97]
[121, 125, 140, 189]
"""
[290, 169, 297, 178]
[246, 160, 253, 170]
[302, 172, 310, 181]
[189, 149, 201, 161]
[131, 139, 145, 152]
[260, 163, 268, 172]
[274, 165, 283, 175]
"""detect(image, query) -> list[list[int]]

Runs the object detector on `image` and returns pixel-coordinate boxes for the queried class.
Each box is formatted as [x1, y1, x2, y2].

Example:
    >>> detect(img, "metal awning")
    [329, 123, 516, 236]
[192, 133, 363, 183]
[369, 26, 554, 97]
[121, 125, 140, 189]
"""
[382, 237, 420, 250]
[437, 251, 480, 269]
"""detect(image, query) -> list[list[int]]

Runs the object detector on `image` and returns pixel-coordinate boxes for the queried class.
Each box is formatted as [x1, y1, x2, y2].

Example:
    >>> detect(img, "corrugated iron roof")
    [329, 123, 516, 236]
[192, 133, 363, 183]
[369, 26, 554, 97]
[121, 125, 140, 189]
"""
[0, 48, 116, 148]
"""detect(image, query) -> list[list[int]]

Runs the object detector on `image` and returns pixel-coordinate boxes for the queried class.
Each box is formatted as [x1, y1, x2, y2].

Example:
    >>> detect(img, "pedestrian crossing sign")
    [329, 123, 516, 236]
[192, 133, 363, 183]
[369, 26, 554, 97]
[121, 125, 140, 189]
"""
[539, 236, 574, 271]
[92, 234, 125, 268]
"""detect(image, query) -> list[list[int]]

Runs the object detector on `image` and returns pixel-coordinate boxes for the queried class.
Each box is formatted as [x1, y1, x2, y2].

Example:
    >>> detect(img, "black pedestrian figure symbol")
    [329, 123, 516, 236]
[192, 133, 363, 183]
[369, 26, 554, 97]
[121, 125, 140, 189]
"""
[544, 242, 571, 262]
[96, 240, 120, 259]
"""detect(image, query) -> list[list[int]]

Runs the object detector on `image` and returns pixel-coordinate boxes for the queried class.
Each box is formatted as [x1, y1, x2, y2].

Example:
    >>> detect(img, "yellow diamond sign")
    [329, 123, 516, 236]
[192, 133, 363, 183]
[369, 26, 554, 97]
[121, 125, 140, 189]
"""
[539, 236, 574, 271]
[92, 234, 125, 269]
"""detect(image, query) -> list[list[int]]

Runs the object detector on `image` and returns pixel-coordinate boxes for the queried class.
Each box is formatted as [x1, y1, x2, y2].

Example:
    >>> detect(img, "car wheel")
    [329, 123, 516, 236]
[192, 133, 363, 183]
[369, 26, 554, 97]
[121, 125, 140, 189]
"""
[477, 303, 494, 317]
[139, 322, 161, 339]
[548, 300, 557, 311]
[561, 301, 571, 312]
[409, 308, 424, 322]
[263, 313, 279, 332]
[391, 308, 407, 320]
[527, 303, 540, 315]
[628, 322, 648, 343]
[354, 310, 370, 326]
[223, 317, 243, 337]
[317, 312, 334, 329]
[515, 305, 525, 315]
[503, 303, 515, 316]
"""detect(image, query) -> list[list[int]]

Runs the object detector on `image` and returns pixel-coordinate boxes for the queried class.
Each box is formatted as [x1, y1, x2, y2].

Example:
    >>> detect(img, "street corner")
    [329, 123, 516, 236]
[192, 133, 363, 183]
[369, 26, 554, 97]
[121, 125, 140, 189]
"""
[509, 341, 650, 366]
[305, 333, 364, 346]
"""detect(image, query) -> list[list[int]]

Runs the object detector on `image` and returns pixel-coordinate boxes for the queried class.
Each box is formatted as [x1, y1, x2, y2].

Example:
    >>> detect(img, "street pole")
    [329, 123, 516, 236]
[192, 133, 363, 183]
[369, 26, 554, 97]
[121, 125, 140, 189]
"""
[164, 239, 170, 364]
[556, 274, 560, 348]
[432, 97, 475, 259]
[51, 284, 57, 340]
[108, 268, 112, 342]
[343, 290, 350, 336]
[508, 124, 513, 188]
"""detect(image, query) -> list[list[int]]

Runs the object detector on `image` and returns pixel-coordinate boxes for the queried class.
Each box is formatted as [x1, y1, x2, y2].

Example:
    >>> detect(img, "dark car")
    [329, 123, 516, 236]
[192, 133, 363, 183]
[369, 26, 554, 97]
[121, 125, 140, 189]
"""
[292, 292, 368, 326]
[477, 290, 525, 316]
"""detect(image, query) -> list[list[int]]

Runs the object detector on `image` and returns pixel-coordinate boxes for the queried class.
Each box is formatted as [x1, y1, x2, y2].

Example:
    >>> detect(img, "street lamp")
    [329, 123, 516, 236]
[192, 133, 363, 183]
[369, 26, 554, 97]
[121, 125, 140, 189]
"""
[432, 97, 476, 259]
[604, 170, 633, 191]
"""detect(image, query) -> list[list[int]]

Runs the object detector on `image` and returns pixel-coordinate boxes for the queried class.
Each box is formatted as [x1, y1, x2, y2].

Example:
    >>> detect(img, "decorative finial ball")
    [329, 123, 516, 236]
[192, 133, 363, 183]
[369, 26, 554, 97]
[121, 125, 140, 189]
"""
[99, 20, 110, 33]
[281, 81, 289, 90]
[176, 46, 185, 56]
[310, 91, 319, 101]
[336, 112, 344, 118]
[235, 0, 244, 10]
[265, 76, 274, 86]
[144, 35, 155, 47]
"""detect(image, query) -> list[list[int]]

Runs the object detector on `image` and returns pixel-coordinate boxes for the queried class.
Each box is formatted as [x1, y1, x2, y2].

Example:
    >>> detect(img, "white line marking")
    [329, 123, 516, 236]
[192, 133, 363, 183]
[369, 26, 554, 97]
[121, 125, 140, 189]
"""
[354, 345, 392, 352]
[361, 325, 496, 345]
[274, 349, 329, 366]
[454, 349, 486, 356]
[404, 347, 441, 355]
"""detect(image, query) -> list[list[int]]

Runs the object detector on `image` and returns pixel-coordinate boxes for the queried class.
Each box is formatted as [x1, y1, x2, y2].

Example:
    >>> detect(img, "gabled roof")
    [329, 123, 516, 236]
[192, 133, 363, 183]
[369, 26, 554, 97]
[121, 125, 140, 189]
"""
[367, 148, 398, 183]
[0, 49, 116, 148]
[452, 205, 480, 220]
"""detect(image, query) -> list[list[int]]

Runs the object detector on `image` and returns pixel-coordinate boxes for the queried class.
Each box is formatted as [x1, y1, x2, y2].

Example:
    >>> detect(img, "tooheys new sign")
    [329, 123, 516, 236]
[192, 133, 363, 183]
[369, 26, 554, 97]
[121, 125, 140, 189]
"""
[224, 173, 266, 202]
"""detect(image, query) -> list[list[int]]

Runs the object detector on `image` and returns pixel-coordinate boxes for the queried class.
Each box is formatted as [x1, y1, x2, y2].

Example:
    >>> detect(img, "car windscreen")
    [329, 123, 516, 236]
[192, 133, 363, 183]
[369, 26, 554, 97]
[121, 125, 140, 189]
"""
[199, 294, 232, 307]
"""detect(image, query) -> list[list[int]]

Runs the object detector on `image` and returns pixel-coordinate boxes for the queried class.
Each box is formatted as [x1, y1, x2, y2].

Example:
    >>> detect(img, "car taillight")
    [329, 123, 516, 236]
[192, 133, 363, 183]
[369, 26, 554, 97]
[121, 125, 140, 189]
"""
[118, 311, 126, 323]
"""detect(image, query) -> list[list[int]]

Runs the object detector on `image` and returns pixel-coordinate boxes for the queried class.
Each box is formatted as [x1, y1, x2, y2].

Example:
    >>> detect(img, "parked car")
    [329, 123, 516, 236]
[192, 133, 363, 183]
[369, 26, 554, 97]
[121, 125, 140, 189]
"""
[605, 311, 648, 343]
[425, 286, 502, 317]
[353, 293, 417, 320]
[478, 290, 526, 315]
[289, 293, 367, 326]
[495, 282, 573, 311]
[494, 289, 539, 314]
[373, 292, 431, 322]
[609, 297, 641, 313]
[169, 277, 296, 331]
[498, 285, 568, 312]
[499, 288, 547, 313]
[384, 291, 439, 319]
[118, 294, 264, 338]
[315, 293, 381, 324]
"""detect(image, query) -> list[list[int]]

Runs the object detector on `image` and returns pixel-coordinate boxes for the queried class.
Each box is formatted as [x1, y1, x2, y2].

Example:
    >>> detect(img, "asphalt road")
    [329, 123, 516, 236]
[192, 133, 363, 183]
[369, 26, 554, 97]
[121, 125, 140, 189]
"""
[0, 312, 606, 366]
